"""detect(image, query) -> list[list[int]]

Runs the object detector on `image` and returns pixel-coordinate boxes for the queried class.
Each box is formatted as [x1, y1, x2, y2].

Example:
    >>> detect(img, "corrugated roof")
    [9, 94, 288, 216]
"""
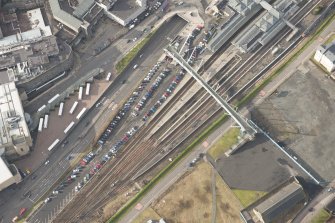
[254, 181, 305, 222]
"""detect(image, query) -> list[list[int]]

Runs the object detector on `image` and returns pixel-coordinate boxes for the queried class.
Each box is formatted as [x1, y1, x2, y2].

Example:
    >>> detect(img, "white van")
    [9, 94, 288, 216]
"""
[133, 64, 139, 69]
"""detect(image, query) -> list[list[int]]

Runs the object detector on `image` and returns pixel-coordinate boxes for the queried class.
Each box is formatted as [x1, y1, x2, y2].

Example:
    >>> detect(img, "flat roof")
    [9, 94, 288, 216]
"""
[27, 8, 52, 37]
[49, 0, 83, 32]
[0, 156, 13, 184]
[0, 82, 30, 145]
[109, 0, 140, 20]
[73, 0, 95, 19]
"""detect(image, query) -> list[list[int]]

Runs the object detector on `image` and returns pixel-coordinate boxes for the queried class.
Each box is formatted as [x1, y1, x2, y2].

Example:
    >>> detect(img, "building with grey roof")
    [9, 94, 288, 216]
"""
[97, 0, 147, 26]
[314, 42, 335, 73]
[232, 0, 300, 53]
[253, 180, 306, 223]
[73, 0, 96, 19]
[207, 0, 264, 52]
[49, 0, 90, 35]
[0, 8, 61, 83]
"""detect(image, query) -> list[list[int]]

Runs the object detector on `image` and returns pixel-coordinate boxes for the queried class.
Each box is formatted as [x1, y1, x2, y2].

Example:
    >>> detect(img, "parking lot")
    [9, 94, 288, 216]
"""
[14, 78, 111, 173]
[251, 61, 335, 182]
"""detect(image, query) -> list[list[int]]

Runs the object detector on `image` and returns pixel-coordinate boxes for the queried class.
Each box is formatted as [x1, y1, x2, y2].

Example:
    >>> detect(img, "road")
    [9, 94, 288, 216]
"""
[0, 14, 186, 223]
[293, 185, 335, 223]
[26, 16, 187, 223]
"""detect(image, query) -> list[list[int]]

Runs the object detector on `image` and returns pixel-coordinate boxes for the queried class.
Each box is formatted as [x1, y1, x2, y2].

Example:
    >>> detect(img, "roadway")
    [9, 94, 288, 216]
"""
[25, 16, 187, 223]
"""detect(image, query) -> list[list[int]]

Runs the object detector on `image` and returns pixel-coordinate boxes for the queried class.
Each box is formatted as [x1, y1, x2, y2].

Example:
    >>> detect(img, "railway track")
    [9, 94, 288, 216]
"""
[53, 1, 320, 222]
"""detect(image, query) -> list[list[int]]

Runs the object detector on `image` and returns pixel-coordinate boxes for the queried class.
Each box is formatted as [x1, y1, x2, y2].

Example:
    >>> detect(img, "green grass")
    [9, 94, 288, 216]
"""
[311, 209, 330, 223]
[232, 189, 267, 207]
[115, 31, 156, 74]
[208, 127, 240, 159]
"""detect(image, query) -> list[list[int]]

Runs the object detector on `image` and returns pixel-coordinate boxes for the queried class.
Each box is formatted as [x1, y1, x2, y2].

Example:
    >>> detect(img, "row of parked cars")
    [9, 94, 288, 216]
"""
[103, 126, 139, 159]
[134, 62, 168, 113]
[143, 69, 186, 121]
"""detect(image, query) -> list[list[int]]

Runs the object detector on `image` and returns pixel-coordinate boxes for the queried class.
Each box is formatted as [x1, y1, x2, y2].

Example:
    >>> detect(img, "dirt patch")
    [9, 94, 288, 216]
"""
[151, 162, 241, 223]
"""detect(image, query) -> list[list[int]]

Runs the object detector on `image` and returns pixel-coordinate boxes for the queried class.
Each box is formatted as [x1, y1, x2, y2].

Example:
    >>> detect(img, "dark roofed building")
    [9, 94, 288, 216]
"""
[253, 180, 306, 223]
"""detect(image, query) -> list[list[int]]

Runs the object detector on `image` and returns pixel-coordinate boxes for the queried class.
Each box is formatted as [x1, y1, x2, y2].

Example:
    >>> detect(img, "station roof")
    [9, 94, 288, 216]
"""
[0, 156, 14, 184]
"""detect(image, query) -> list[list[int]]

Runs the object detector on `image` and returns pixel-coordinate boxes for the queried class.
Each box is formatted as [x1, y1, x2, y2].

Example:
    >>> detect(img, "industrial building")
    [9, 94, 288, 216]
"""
[207, 0, 299, 53]
[252, 179, 306, 223]
[0, 8, 61, 82]
[314, 42, 335, 72]
[232, 0, 300, 53]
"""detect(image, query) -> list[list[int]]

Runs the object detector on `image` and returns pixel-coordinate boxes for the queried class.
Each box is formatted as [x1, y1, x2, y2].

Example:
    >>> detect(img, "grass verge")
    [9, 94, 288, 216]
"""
[311, 208, 330, 223]
[108, 114, 228, 222]
[207, 127, 240, 160]
[232, 189, 267, 207]
[115, 31, 156, 74]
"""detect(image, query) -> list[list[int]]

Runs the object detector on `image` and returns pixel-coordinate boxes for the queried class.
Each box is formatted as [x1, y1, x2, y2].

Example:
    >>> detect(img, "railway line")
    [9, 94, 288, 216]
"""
[52, 1, 321, 222]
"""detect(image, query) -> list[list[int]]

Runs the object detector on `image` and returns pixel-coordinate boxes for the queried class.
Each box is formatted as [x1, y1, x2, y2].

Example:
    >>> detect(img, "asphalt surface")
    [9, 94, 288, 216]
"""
[216, 134, 309, 191]
[25, 16, 187, 223]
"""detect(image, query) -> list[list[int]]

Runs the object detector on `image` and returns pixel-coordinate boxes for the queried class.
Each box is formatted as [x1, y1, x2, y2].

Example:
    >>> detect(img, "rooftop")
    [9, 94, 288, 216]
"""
[0, 156, 13, 184]
[253, 180, 305, 221]
[0, 82, 30, 145]
[73, 0, 96, 19]
[109, 0, 141, 20]
[0, 8, 52, 51]
[49, 0, 84, 33]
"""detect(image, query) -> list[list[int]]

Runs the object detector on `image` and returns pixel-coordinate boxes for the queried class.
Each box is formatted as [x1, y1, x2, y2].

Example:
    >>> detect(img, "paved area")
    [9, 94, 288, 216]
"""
[15, 79, 111, 173]
[216, 134, 306, 192]
[22, 15, 188, 223]
[253, 59, 335, 182]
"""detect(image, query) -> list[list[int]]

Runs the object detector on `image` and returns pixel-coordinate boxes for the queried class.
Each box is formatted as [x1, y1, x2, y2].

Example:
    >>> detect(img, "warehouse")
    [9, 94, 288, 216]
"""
[253, 179, 306, 223]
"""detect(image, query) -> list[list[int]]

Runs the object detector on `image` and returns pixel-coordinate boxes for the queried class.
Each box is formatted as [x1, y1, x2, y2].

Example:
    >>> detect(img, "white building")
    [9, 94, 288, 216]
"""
[314, 42, 335, 72]
[0, 82, 32, 158]
[0, 154, 22, 191]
